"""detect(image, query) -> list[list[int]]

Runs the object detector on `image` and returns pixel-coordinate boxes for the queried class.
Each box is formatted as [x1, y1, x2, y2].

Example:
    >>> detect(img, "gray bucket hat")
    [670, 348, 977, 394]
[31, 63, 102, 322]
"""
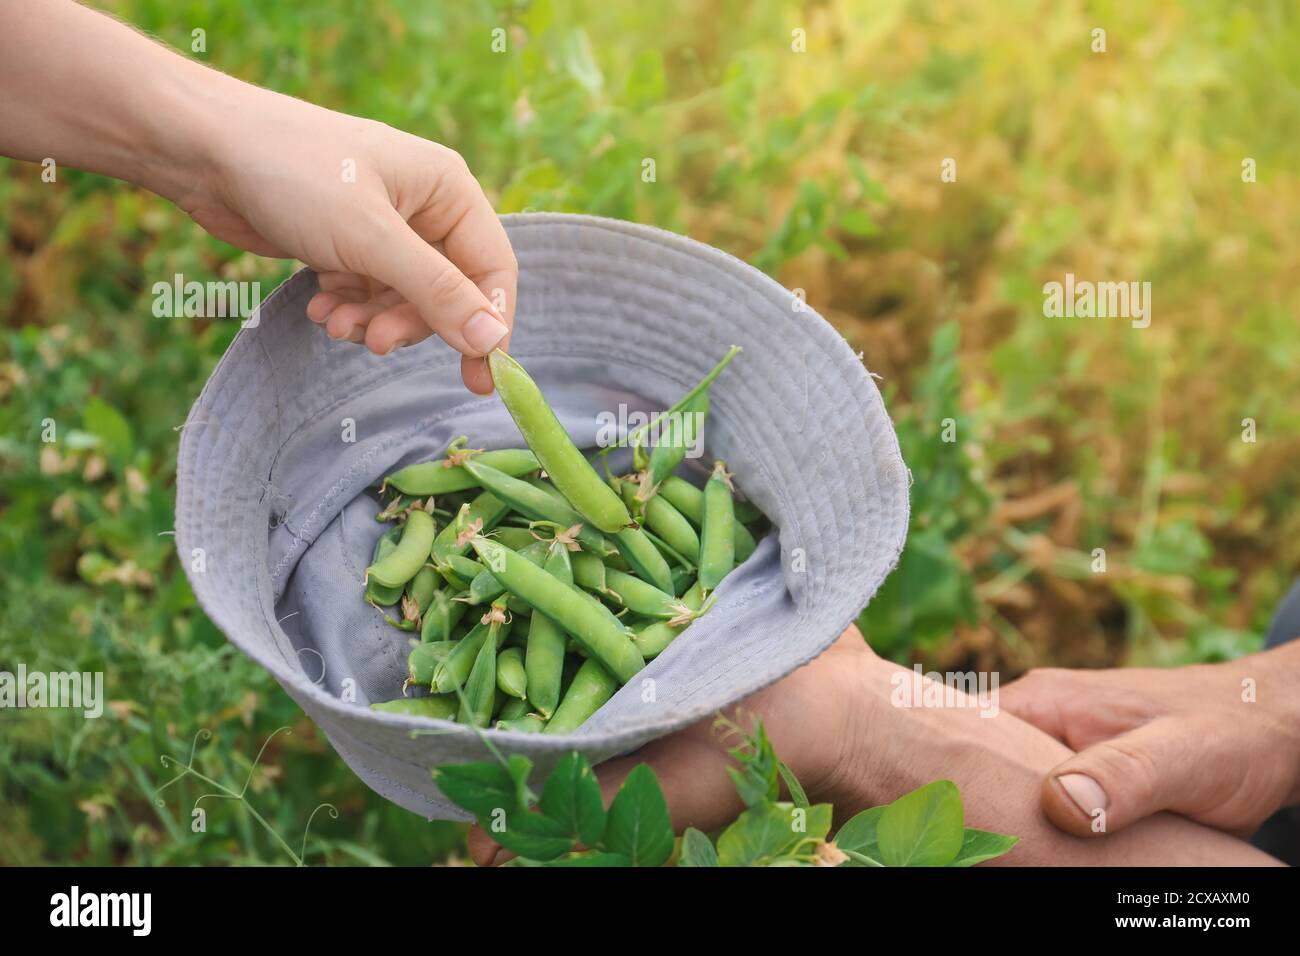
[175, 213, 909, 819]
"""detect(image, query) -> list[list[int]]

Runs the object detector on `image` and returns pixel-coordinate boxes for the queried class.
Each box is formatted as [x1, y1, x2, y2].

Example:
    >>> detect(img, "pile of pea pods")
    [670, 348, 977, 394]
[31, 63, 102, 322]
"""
[364, 348, 765, 734]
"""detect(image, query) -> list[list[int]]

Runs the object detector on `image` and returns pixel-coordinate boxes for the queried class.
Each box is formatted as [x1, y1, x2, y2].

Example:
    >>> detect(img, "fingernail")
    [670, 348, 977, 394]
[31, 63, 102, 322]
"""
[462, 311, 508, 353]
[386, 339, 409, 355]
[347, 327, 366, 344]
[1057, 773, 1107, 817]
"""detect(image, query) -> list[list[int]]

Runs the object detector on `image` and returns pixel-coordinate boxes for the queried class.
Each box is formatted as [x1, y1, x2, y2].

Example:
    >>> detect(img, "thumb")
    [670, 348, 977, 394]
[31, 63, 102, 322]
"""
[353, 207, 510, 357]
[1041, 717, 1194, 837]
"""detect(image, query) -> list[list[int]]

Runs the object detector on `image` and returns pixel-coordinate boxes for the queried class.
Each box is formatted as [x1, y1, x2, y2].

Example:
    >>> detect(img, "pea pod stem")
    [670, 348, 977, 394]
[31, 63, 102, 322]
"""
[592, 345, 740, 462]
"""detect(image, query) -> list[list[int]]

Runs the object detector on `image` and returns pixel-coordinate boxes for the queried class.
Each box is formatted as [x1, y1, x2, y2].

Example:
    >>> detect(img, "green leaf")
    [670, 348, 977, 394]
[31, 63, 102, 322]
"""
[84, 397, 133, 466]
[947, 828, 1019, 867]
[833, 805, 883, 866]
[507, 753, 536, 810]
[485, 810, 573, 862]
[539, 752, 606, 847]
[777, 760, 809, 809]
[716, 802, 829, 866]
[432, 762, 515, 818]
[677, 828, 719, 867]
[603, 765, 674, 867]
[877, 780, 964, 867]
[543, 852, 631, 867]
[837, 208, 881, 238]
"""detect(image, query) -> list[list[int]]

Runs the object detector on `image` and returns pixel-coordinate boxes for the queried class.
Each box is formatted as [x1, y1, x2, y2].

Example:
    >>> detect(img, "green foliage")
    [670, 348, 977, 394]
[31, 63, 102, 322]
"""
[433, 719, 1016, 867]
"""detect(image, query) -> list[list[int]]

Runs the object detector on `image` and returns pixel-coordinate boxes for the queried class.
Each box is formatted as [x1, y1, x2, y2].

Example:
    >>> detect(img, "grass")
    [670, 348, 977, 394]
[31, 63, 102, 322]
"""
[1, 0, 1298, 865]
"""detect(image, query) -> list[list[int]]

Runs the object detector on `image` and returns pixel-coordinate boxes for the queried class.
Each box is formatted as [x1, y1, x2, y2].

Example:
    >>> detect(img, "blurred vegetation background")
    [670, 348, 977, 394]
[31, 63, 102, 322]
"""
[2, 0, 1297, 865]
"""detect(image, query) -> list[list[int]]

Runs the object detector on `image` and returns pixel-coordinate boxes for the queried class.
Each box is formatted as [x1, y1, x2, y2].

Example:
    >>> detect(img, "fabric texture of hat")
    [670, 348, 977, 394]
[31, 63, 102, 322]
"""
[175, 213, 910, 820]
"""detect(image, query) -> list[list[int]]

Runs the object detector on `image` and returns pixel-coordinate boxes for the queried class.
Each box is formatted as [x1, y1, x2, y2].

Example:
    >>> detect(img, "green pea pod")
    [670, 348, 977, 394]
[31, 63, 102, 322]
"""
[420, 589, 468, 643]
[366, 509, 437, 589]
[602, 568, 690, 619]
[698, 461, 736, 590]
[431, 493, 510, 563]
[525, 544, 572, 719]
[470, 537, 644, 684]
[570, 550, 607, 592]
[365, 526, 406, 606]
[657, 475, 757, 562]
[734, 500, 763, 525]
[496, 646, 528, 699]
[613, 526, 675, 595]
[496, 715, 546, 734]
[544, 659, 618, 735]
[492, 526, 539, 551]
[406, 566, 440, 614]
[488, 349, 632, 533]
[432, 607, 514, 693]
[633, 581, 704, 659]
[670, 564, 695, 597]
[647, 390, 708, 489]
[620, 481, 700, 564]
[437, 553, 485, 590]
[406, 641, 459, 686]
[383, 448, 540, 496]
[370, 695, 458, 720]
[497, 696, 530, 722]
[458, 607, 504, 727]
[461, 459, 614, 556]
[468, 537, 550, 604]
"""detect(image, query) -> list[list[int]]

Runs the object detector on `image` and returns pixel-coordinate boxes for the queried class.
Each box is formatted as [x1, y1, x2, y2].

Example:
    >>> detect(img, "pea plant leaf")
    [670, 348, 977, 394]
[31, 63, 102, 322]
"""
[538, 752, 606, 847]
[602, 764, 674, 867]
[677, 828, 719, 867]
[487, 810, 573, 862]
[84, 396, 133, 468]
[876, 779, 964, 867]
[432, 762, 517, 818]
[716, 802, 832, 866]
[832, 805, 884, 866]
[948, 828, 1019, 867]
[777, 759, 809, 809]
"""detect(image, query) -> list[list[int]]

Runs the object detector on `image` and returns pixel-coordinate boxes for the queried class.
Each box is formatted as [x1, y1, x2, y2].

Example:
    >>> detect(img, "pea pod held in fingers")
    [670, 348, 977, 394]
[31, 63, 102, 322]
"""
[370, 695, 458, 720]
[657, 475, 757, 562]
[383, 448, 540, 496]
[525, 544, 572, 719]
[470, 536, 644, 684]
[698, 461, 736, 591]
[544, 659, 618, 735]
[488, 349, 631, 533]
[366, 509, 436, 589]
